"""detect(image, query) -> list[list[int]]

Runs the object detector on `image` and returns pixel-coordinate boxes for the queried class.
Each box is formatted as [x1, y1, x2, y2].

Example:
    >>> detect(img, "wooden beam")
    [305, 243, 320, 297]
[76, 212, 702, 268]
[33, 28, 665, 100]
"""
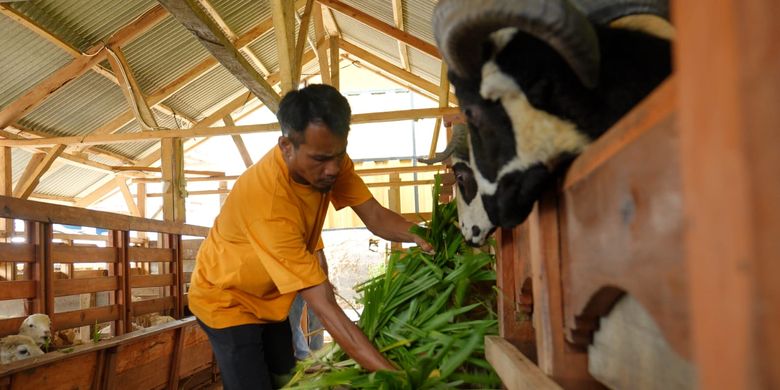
[675, 0, 780, 388]
[312, 5, 332, 85]
[106, 45, 160, 131]
[75, 52, 315, 208]
[0, 195, 209, 236]
[0, 107, 459, 147]
[116, 177, 141, 217]
[317, 0, 439, 59]
[160, 138, 185, 222]
[159, 0, 281, 113]
[391, 0, 411, 72]
[0, 147, 10, 238]
[339, 40, 457, 103]
[329, 36, 340, 89]
[319, 4, 340, 38]
[293, 0, 315, 84]
[196, 0, 270, 75]
[224, 115, 253, 168]
[271, 0, 297, 93]
[13, 145, 66, 199]
[429, 62, 450, 159]
[137, 183, 146, 219]
[0, 5, 168, 131]
[485, 336, 562, 390]
[111, 166, 223, 176]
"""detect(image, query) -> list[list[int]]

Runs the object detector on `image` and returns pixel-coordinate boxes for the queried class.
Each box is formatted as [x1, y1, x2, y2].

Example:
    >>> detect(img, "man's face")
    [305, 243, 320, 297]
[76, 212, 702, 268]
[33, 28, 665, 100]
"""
[279, 122, 347, 192]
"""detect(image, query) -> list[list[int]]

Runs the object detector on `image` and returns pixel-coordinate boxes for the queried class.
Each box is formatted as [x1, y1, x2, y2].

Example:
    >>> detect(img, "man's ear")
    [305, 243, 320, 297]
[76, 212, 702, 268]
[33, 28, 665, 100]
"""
[278, 136, 293, 157]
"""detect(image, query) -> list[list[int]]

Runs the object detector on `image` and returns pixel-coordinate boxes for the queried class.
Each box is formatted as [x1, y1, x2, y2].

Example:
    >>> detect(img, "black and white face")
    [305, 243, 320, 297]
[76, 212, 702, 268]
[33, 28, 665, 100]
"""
[452, 157, 497, 246]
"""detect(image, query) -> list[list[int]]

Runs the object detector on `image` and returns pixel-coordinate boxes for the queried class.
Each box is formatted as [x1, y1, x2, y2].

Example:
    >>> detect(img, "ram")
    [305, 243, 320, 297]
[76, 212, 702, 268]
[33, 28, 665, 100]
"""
[422, 0, 672, 245]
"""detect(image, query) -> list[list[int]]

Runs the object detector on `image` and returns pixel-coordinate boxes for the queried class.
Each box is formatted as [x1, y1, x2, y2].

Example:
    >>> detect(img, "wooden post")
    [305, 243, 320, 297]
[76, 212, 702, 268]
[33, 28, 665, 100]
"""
[496, 226, 536, 361]
[674, 1, 780, 388]
[0, 147, 10, 241]
[114, 230, 131, 335]
[388, 173, 402, 251]
[527, 195, 600, 388]
[161, 138, 186, 223]
[40, 223, 54, 317]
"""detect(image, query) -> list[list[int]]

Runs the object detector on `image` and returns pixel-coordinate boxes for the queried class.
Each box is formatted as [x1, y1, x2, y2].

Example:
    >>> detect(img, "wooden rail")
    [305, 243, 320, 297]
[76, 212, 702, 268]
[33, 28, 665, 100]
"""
[0, 197, 213, 388]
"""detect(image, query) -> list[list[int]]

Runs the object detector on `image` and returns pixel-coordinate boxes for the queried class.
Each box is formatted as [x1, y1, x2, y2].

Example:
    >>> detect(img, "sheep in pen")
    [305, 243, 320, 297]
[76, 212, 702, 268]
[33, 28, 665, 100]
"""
[421, 0, 673, 246]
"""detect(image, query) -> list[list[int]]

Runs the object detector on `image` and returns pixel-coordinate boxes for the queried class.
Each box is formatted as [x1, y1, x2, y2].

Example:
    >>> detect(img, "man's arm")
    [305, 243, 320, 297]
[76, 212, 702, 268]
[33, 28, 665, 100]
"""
[352, 198, 433, 251]
[299, 281, 394, 371]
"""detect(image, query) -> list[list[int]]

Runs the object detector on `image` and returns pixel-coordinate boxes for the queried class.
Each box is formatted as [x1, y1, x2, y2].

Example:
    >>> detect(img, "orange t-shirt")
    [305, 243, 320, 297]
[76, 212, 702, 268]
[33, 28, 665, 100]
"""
[188, 147, 372, 328]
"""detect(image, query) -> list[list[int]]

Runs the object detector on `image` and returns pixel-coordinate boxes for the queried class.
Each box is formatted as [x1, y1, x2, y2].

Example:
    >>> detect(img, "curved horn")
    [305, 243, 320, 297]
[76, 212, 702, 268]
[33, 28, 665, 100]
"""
[434, 0, 600, 88]
[418, 123, 469, 164]
[569, 0, 669, 25]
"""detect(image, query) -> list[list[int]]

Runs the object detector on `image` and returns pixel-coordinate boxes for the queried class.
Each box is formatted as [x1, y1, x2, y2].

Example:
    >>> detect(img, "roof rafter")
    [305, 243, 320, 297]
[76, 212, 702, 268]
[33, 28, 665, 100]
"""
[196, 0, 271, 75]
[339, 40, 456, 103]
[0, 106, 459, 147]
[159, 0, 281, 113]
[316, 0, 439, 59]
[390, 0, 411, 72]
[0, 4, 169, 131]
[13, 145, 65, 199]
[271, 0, 297, 93]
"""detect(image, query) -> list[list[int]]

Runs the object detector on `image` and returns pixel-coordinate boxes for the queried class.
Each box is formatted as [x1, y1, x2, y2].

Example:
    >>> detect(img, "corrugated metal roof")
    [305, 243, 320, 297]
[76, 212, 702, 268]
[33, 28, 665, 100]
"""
[403, 0, 436, 45]
[209, 0, 271, 38]
[0, 14, 72, 111]
[335, 13, 403, 67]
[95, 109, 191, 161]
[339, 0, 395, 27]
[11, 148, 32, 187]
[35, 165, 109, 198]
[162, 65, 246, 121]
[122, 16, 212, 95]
[408, 46, 441, 85]
[8, 0, 157, 53]
[245, 29, 279, 75]
[17, 71, 127, 137]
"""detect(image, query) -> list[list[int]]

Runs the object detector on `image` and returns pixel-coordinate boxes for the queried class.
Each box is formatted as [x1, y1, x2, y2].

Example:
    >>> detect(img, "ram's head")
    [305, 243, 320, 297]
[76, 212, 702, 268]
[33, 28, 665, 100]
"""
[422, 0, 671, 246]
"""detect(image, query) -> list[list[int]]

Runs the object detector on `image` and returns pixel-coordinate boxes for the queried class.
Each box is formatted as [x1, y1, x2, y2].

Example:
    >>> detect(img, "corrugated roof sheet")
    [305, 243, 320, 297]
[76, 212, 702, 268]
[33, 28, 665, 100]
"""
[335, 13, 403, 67]
[209, 0, 271, 37]
[17, 71, 127, 137]
[11, 148, 32, 187]
[403, 0, 436, 45]
[0, 14, 72, 111]
[122, 16, 212, 95]
[8, 0, 157, 53]
[408, 46, 441, 85]
[35, 165, 109, 198]
[245, 29, 279, 75]
[339, 0, 394, 27]
[96, 108, 190, 160]
[163, 65, 246, 122]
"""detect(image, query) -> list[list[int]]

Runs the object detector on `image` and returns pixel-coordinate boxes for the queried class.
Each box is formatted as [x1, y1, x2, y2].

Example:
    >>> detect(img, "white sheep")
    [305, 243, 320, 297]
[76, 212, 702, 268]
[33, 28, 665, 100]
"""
[18, 313, 52, 348]
[0, 335, 44, 364]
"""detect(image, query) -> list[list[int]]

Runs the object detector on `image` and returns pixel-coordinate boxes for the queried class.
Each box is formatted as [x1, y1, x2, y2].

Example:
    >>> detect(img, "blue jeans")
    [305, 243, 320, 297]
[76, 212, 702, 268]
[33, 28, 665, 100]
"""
[288, 294, 324, 360]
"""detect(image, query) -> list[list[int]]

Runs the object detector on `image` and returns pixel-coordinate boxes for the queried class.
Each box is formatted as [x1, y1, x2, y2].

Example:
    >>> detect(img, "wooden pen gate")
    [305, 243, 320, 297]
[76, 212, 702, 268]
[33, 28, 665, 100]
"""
[0, 195, 217, 389]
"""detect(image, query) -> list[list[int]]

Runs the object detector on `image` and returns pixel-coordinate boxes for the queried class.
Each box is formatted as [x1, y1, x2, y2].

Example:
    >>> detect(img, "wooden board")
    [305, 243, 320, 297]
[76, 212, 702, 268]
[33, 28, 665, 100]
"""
[132, 296, 175, 316]
[560, 78, 689, 359]
[50, 246, 117, 263]
[7, 351, 98, 389]
[53, 305, 121, 330]
[0, 281, 35, 300]
[113, 332, 175, 390]
[128, 247, 174, 262]
[0, 243, 35, 263]
[496, 227, 536, 361]
[130, 274, 175, 288]
[53, 276, 119, 296]
[485, 335, 562, 390]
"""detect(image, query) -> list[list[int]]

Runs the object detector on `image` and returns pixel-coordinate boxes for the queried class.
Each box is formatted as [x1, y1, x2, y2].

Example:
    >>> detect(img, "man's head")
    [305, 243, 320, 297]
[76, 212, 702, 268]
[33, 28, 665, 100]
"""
[277, 84, 352, 192]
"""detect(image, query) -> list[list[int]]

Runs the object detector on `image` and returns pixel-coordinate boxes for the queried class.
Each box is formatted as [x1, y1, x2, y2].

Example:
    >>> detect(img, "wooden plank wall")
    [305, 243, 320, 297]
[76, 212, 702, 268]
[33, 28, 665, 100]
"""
[491, 0, 780, 388]
[0, 197, 215, 388]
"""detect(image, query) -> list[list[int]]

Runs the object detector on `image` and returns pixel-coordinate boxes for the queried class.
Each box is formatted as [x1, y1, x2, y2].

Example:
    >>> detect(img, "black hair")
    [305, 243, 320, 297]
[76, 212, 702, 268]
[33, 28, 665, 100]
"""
[276, 84, 352, 147]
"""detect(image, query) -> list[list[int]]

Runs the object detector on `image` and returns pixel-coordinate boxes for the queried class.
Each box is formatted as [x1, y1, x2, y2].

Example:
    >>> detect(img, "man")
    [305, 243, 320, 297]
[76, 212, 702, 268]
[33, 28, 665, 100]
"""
[188, 84, 432, 389]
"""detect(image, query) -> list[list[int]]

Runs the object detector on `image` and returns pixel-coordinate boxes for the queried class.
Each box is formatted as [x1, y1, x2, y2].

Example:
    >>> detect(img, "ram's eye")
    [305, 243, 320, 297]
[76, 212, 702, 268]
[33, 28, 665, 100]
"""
[455, 173, 464, 183]
[19, 347, 28, 355]
[28, 324, 34, 328]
